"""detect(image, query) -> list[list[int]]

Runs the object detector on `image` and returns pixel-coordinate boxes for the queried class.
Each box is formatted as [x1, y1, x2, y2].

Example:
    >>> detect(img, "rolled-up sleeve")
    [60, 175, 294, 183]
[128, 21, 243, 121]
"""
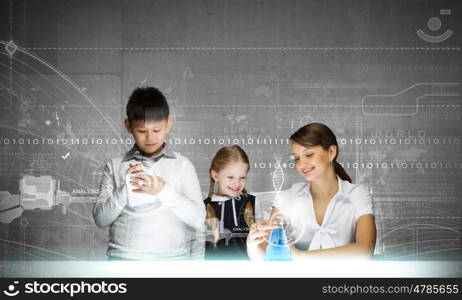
[93, 160, 127, 228]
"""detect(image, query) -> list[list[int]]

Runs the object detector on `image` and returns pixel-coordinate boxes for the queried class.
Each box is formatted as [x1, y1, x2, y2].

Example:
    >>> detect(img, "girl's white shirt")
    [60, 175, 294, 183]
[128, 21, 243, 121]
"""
[273, 175, 374, 250]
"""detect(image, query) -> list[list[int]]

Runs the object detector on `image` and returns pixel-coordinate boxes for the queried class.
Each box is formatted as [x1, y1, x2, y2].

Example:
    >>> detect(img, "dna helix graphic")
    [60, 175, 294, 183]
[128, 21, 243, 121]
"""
[272, 153, 285, 196]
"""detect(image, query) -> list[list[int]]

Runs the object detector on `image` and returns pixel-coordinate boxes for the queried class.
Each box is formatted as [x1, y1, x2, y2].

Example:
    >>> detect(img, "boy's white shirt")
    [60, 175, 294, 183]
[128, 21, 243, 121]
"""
[93, 144, 205, 260]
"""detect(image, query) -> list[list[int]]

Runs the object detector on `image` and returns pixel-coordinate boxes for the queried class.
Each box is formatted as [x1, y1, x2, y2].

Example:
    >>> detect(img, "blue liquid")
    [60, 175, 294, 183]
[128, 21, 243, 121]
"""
[264, 227, 292, 261]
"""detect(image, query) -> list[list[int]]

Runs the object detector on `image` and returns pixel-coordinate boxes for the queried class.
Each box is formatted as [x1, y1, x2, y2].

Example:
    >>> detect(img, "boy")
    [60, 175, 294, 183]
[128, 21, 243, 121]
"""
[93, 87, 205, 260]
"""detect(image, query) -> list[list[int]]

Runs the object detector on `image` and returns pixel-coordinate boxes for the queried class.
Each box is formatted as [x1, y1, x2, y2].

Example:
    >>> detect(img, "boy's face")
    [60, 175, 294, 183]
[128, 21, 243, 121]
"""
[125, 118, 173, 157]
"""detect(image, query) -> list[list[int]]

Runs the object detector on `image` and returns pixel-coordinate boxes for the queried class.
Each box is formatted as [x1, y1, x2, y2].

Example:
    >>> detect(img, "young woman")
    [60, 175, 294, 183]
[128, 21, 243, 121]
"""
[247, 123, 376, 260]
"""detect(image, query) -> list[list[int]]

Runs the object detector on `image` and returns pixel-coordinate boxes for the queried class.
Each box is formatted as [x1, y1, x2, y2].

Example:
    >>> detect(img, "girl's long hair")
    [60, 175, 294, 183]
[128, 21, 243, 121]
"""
[289, 123, 351, 183]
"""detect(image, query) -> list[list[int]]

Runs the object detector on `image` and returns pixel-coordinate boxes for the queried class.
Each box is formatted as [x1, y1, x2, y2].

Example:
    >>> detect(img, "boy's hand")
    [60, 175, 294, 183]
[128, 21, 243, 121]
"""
[129, 173, 165, 196]
[126, 163, 143, 175]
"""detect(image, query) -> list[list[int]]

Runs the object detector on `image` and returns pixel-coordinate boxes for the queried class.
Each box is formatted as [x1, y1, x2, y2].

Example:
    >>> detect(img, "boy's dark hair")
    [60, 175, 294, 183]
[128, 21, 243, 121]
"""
[126, 87, 169, 122]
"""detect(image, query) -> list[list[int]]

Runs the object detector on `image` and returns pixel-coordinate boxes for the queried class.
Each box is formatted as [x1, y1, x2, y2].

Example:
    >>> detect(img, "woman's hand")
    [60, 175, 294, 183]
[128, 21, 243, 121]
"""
[246, 221, 278, 247]
[246, 208, 282, 260]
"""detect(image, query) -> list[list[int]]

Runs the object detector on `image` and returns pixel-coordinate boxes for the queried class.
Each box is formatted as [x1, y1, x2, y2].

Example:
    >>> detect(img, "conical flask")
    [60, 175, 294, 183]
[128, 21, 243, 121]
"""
[264, 226, 292, 261]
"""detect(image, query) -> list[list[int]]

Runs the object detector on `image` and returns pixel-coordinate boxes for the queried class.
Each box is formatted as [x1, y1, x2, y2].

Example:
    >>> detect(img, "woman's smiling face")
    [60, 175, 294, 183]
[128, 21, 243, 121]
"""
[291, 142, 336, 181]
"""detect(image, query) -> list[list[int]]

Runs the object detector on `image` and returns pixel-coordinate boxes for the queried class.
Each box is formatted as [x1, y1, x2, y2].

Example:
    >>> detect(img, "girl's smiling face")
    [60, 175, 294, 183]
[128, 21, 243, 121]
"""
[291, 142, 336, 181]
[211, 161, 249, 197]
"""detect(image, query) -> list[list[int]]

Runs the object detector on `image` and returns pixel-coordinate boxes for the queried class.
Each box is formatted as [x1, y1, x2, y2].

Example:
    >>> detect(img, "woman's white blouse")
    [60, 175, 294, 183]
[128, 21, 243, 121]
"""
[273, 176, 374, 250]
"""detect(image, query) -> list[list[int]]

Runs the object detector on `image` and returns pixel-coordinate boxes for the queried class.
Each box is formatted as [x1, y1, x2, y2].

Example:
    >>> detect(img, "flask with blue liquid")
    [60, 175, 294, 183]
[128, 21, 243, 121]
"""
[264, 216, 293, 261]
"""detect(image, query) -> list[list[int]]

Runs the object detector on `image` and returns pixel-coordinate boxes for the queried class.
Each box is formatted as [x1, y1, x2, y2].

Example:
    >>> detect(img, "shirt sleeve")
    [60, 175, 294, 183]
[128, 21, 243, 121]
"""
[156, 156, 206, 231]
[188, 226, 205, 260]
[351, 184, 374, 221]
[92, 160, 127, 228]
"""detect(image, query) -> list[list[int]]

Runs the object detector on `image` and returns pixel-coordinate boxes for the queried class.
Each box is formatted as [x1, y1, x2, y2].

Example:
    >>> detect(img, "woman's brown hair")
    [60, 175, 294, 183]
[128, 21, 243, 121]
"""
[289, 123, 352, 183]
[208, 145, 250, 198]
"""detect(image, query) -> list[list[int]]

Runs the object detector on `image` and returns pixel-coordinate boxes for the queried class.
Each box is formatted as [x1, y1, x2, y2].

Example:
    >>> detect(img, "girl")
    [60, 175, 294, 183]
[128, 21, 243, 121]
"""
[247, 123, 376, 260]
[204, 145, 255, 260]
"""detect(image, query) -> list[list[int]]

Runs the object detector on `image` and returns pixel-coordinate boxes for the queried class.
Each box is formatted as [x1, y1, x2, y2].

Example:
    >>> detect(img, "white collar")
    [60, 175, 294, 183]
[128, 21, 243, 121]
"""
[210, 194, 242, 228]
[210, 194, 242, 202]
[296, 175, 344, 199]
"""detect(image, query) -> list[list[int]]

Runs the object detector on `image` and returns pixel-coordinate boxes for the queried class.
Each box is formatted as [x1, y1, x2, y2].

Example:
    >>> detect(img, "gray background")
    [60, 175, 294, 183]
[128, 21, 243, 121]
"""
[0, 0, 461, 262]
